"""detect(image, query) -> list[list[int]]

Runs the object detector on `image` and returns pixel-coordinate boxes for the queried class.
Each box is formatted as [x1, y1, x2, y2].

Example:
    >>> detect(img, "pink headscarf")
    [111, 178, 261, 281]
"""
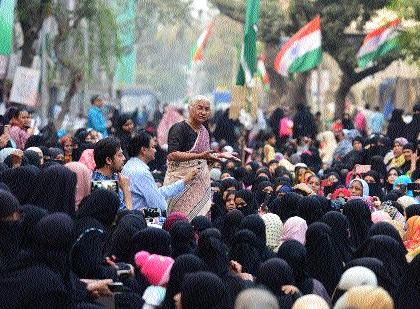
[79, 149, 96, 171]
[280, 216, 308, 245]
[162, 212, 189, 232]
[371, 210, 392, 224]
[65, 162, 92, 208]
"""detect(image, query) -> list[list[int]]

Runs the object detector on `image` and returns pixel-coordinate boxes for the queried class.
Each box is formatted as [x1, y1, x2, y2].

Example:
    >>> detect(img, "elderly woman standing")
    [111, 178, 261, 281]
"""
[164, 96, 239, 220]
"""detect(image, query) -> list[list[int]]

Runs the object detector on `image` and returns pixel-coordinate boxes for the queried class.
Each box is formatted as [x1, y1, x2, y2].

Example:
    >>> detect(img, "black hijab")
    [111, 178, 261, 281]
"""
[1, 165, 40, 204]
[169, 221, 196, 259]
[343, 199, 373, 249]
[405, 204, 420, 220]
[191, 215, 212, 235]
[180, 271, 232, 309]
[305, 222, 344, 295]
[31, 165, 77, 216]
[298, 196, 324, 225]
[395, 254, 420, 309]
[19, 204, 48, 251]
[131, 227, 171, 258]
[234, 189, 257, 215]
[217, 209, 244, 247]
[254, 181, 273, 206]
[368, 222, 407, 254]
[240, 214, 266, 244]
[196, 228, 229, 277]
[162, 254, 207, 309]
[346, 257, 396, 298]
[0, 190, 22, 270]
[24, 149, 42, 167]
[320, 211, 353, 264]
[256, 258, 298, 308]
[274, 192, 302, 222]
[277, 240, 314, 295]
[108, 211, 147, 263]
[353, 235, 408, 283]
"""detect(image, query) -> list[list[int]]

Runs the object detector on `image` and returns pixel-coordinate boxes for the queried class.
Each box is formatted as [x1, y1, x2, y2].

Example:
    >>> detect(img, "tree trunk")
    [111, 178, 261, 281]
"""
[55, 73, 82, 130]
[20, 33, 37, 67]
[335, 75, 353, 119]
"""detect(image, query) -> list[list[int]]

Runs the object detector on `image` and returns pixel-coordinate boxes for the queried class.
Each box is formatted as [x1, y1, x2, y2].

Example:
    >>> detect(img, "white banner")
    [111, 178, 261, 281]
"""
[10, 66, 40, 107]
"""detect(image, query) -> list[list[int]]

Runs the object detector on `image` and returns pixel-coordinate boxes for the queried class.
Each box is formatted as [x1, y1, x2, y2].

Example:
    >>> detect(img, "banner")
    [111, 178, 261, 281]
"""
[9, 66, 41, 107]
[0, 0, 16, 55]
[114, 0, 137, 87]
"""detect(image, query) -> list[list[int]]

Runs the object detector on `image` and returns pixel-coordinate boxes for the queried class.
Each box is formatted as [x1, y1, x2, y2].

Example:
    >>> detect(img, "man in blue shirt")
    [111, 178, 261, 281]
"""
[122, 130, 197, 212]
[88, 95, 108, 138]
[92, 136, 132, 209]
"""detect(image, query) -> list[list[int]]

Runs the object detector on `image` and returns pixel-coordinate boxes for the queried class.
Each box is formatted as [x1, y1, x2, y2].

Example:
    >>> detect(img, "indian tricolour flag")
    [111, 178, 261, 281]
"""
[190, 22, 214, 65]
[274, 16, 322, 77]
[357, 18, 401, 69]
[257, 54, 270, 91]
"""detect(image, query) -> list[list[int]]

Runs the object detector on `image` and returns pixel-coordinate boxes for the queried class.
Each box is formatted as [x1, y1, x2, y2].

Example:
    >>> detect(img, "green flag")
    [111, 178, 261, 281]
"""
[114, 0, 137, 87]
[0, 0, 16, 55]
[236, 0, 260, 87]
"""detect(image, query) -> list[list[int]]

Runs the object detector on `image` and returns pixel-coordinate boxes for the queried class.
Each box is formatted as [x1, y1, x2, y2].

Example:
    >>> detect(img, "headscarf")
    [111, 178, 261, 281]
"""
[0, 148, 16, 163]
[334, 286, 393, 309]
[0, 165, 40, 204]
[254, 181, 273, 206]
[348, 178, 369, 198]
[190, 216, 212, 235]
[405, 204, 420, 220]
[65, 162, 92, 208]
[292, 295, 329, 309]
[320, 211, 353, 264]
[78, 149, 96, 171]
[261, 213, 283, 252]
[108, 211, 147, 263]
[31, 165, 77, 216]
[273, 192, 302, 222]
[234, 288, 279, 309]
[163, 254, 207, 309]
[298, 196, 324, 225]
[169, 221, 196, 259]
[19, 204, 48, 251]
[393, 175, 414, 197]
[353, 235, 408, 283]
[343, 199, 373, 249]
[162, 212, 189, 232]
[76, 189, 119, 228]
[404, 216, 420, 258]
[368, 222, 407, 254]
[131, 227, 171, 257]
[280, 216, 307, 245]
[394, 254, 420, 309]
[371, 210, 392, 224]
[277, 240, 314, 295]
[23, 150, 41, 167]
[218, 209, 244, 247]
[256, 258, 298, 308]
[305, 222, 344, 295]
[180, 272, 231, 309]
[240, 214, 267, 244]
[234, 189, 257, 215]
[0, 190, 22, 269]
[346, 257, 396, 297]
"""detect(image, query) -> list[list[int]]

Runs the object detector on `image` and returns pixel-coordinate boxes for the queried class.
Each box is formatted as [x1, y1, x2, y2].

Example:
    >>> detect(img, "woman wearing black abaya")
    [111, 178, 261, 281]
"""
[19, 204, 48, 251]
[387, 109, 407, 142]
[305, 222, 344, 295]
[234, 189, 257, 216]
[169, 221, 197, 259]
[346, 257, 397, 298]
[342, 199, 373, 249]
[298, 196, 324, 225]
[216, 209, 244, 247]
[31, 164, 77, 216]
[273, 192, 302, 222]
[353, 235, 408, 284]
[395, 254, 420, 309]
[320, 211, 353, 264]
[256, 258, 300, 308]
[277, 240, 331, 304]
[162, 254, 207, 309]
[0, 191, 70, 308]
[32, 213, 99, 307]
[71, 189, 120, 280]
[113, 113, 134, 158]
[108, 210, 147, 263]
[0, 165, 40, 204]
[130, 227, 171, 258]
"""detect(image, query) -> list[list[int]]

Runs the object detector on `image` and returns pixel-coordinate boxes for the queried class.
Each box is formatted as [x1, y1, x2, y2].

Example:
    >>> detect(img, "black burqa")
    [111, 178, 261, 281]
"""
[368, 222, 407, 254]
[0, 165, 40, 205]
[342, 199, 373, 249]
[353, 235, 408, 284]
[320, 211, 353, 264]
[162, 254, 207, 309]
[292, 104, 316, 139]
[386, 109, 407, 141]
[30, 165, 77, 216]
[169, 221, 197, 259]
[71, 189, 120, 280]
[305, 222, 344, 295]
[298, 196, 324, 225]
[395, 253, 420, 309]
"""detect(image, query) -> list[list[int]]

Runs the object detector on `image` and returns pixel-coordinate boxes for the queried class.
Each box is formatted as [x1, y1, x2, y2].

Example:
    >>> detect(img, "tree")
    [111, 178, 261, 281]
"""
[210, 0, 401, 118]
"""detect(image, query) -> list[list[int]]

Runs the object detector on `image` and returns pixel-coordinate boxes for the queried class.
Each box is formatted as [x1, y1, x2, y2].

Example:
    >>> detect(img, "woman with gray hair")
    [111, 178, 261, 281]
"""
[165, 96, 239, 220]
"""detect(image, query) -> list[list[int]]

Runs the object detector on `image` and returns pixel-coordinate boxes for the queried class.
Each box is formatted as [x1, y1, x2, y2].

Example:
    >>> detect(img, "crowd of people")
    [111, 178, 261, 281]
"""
[0, 93, 419, 308]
